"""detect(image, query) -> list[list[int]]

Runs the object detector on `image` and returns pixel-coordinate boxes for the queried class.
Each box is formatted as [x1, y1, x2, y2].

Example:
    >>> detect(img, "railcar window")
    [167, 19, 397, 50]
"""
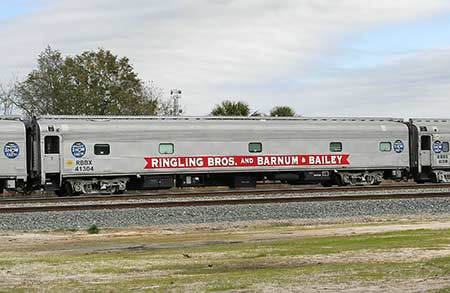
[379, 142, 392, 152]
[44, 136, 59, 154]
[421, 136, 431, 150]
[330, 142, 342, 152]
[443, 142, 449, 152]
[159, 143, 174, 154]
[249, 142, 262, 153]
[94, 144, 110, 155]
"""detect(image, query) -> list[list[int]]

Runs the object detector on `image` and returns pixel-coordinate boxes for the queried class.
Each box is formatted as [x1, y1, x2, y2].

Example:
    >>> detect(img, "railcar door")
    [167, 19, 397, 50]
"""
[420, 135, 431, 167]
[43, 135, 61, 173]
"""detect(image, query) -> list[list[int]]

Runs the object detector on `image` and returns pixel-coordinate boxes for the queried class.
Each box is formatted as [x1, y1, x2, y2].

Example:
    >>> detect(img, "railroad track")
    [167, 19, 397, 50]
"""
[1, 183, 450, 205]
[1, 190, 450, 214]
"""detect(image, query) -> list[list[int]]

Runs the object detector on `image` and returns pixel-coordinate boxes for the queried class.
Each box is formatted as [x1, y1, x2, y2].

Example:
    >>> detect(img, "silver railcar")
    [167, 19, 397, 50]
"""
[410, 119, 450, 182]
[32, 116, 410, 195]
[0, 117, 27, 191]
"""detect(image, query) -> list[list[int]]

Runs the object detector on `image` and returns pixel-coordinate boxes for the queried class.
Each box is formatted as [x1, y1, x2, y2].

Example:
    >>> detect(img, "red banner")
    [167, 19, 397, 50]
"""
[144, 154, 350, 169]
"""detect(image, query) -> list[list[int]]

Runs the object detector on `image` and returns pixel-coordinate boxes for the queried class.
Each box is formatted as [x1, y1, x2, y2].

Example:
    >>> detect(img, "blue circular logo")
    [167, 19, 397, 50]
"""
[4, 142, 20, 159]
[393, 140, 404, 153]
[433, 141, 443, 153]
[71, 142, 86, 158]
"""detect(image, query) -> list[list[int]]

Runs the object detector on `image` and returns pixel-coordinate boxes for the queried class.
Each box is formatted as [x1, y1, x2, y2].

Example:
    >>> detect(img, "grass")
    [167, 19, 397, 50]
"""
[435, 287, 450, 293]
[1, 223, 450, 291]
[41, 257, 450, 292]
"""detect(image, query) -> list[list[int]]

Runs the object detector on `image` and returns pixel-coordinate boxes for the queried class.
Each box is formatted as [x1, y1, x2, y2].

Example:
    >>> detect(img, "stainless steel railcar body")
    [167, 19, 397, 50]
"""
[0, 117, 27, 191]
[409, 119, 450, 182]
[33, 116, 410, 194]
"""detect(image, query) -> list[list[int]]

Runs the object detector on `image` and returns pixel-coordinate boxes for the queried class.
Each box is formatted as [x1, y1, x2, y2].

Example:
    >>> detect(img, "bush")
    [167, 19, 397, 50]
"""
[87, 224, 99, 234]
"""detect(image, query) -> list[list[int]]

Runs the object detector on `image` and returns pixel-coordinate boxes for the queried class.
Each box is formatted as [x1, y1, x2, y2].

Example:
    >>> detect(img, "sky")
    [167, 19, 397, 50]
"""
[1, 0, 450, 117]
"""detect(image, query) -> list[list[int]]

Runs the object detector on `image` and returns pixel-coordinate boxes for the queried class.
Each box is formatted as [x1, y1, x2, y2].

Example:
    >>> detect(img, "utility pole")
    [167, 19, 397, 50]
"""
[170, 89, 182, 116]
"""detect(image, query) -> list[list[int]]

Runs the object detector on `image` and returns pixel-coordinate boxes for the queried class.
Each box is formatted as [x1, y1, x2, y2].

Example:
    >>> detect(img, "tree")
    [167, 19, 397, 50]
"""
[142, 81, 167, 115]
[15, 46, 159, 116]
[15, 47, 66, 116]
[210, 100, 250, 116]
[0, 76, 18, 115]
[270, 106, 296, 117]
[157, 98, 175, 115]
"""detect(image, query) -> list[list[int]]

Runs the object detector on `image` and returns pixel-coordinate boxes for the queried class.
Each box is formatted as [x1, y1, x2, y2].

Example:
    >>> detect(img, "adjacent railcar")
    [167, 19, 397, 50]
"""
[409, 119, 450, 182]
[0, 117, 27, 191]
[31, 116, 410, 195]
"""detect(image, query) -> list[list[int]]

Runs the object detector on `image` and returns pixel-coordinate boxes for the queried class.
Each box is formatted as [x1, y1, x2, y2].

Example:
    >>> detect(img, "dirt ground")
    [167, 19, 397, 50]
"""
[1, 215, 450, 292]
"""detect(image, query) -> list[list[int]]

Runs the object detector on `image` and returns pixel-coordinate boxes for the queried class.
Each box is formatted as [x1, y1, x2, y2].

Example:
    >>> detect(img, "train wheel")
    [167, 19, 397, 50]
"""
[431, 173, 440, 183]
[336, 174, 347, 186]
[64, 181, 75, 196]
[365, 175, 376, 185]
[54, 189, 65, 196]
[321, 181, 333, 187]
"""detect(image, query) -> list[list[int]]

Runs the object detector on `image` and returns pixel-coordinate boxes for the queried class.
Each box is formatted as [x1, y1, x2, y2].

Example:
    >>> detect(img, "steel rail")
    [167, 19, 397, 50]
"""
[1, 191, 450, 214]
[1, 183, 449, 205]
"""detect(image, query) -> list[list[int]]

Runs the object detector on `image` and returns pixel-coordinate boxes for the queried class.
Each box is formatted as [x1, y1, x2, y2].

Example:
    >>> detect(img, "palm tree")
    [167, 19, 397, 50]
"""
[270, 106, 296, 117]
[210, 100, 250, 116]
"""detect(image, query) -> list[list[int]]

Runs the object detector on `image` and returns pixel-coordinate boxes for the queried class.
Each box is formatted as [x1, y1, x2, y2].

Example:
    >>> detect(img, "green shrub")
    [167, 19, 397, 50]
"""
[87, 224, 99, 234]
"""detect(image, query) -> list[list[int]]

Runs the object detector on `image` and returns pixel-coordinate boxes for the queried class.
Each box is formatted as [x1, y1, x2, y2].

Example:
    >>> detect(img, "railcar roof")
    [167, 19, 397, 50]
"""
[410, 118, 450, 123]
[409, 118, 450, 133]
[36, 115, 405, 123]
[0, 118, 26, 133]
[0, 115, 23, 120]
[34, 115, 409, 138]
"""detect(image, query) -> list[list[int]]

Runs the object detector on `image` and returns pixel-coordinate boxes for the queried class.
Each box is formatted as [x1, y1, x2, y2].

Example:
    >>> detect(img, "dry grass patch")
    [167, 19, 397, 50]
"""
[1, 219, 450, 291]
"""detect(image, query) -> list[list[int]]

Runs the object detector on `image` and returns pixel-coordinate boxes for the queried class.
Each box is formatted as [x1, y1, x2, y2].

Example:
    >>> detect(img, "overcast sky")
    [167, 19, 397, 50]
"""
[1, 0, 450, 117]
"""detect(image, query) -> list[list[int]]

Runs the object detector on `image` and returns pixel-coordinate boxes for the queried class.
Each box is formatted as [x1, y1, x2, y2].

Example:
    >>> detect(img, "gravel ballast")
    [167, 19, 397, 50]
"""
[5, 186, 450, 208]
[2, 197, 450, 230]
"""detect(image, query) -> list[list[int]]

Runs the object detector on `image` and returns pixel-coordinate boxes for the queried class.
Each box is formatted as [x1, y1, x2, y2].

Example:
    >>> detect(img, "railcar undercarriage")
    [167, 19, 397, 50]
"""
[51, 168, 409, 196]
[335, 171, 383, 186]
[62, 177, 128, 196]
[430, 170, 450, 183]
[0, 178, 26, 193]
